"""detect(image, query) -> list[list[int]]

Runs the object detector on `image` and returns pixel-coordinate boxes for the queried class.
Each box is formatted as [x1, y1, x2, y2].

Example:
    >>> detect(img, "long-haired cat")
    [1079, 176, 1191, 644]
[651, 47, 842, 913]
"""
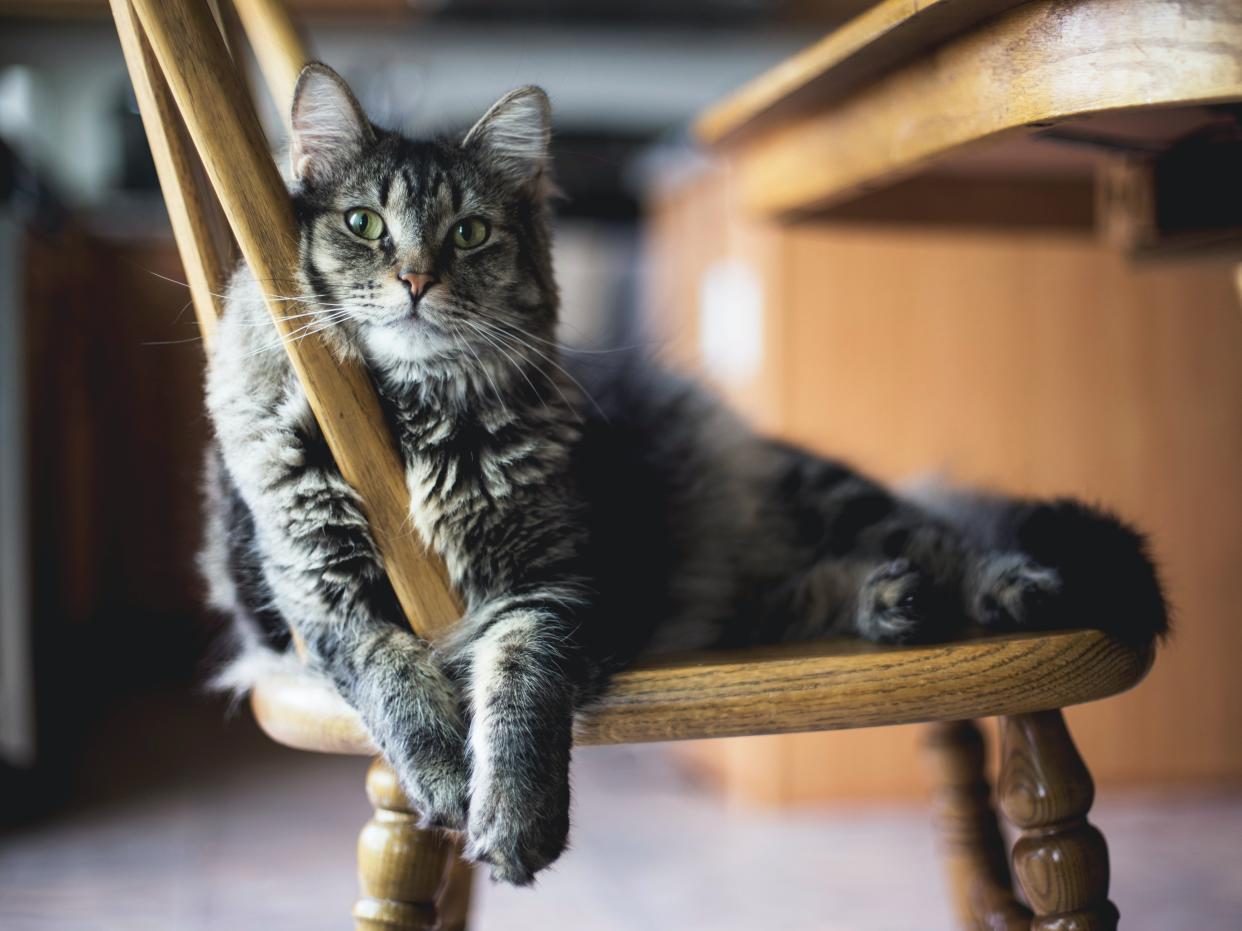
[201, 63, 1168, 885]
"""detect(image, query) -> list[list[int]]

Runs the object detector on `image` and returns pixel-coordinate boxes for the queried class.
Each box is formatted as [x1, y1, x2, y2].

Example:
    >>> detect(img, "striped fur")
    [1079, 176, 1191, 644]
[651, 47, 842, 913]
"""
[201, 64, 1168, 885]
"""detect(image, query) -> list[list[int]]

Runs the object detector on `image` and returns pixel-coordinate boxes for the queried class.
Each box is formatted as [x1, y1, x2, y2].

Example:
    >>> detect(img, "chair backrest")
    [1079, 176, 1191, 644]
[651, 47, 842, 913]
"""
[109, 0, 462, 641]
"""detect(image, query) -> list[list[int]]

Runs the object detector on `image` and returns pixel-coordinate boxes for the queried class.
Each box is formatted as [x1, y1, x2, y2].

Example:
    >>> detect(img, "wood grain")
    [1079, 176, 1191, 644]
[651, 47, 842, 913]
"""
[707, 0, 1242, 216]
[354, 760, 458, 931]
[125, 0, 463, 641]
[230, 0, 308, 119]
[696, 0, 1028, 146]
[110, 0, 235, 347]
[924, 721, 1030, 931]
[1000, 711, 1119, 930]
[251, 630, 1152, 756]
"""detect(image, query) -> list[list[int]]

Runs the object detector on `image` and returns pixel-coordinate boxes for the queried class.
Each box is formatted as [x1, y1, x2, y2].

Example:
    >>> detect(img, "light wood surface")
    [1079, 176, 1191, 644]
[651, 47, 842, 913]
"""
[251, 630, 1151, 756]
[703, 0, 1242, 216]
[0, 0, 411, 15]
[354, 759, 462, 931]
[230, 0, 308, 120]
[125, 0, 462, 641]
[924, 721, 1029, 930]
[696, 0, 1027, 146]
[1000, 711, 1119, 930]
[110, 0, 235, 347]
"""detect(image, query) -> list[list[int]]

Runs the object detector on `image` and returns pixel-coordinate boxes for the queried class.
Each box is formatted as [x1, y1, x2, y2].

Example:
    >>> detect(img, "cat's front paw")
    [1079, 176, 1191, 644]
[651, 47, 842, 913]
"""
[384, 729, 469, 831]
[973, 553, 1062, 631]
[465, 769, 570, 886]
[856, 559, 935, 644]
[396, 756, 469, 831]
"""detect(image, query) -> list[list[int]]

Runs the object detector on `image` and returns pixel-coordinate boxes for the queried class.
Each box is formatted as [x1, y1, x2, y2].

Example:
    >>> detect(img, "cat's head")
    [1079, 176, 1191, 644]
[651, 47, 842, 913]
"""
[288, 63, 557, 373]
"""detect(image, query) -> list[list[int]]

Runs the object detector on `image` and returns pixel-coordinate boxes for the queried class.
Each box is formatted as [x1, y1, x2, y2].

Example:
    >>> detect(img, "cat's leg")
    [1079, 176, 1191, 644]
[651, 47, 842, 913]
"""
[771, 545, 967, 646]
[211, 384, 468, 827]
[767, 556, 936, 644]
[776, 456, 973, 644]
[457, 593, 580, 885]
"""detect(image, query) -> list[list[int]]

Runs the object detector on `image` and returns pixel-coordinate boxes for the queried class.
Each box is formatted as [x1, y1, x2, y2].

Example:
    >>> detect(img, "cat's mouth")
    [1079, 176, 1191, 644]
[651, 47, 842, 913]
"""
[384, 307, 422, 329]
[381, 299, 446, 336]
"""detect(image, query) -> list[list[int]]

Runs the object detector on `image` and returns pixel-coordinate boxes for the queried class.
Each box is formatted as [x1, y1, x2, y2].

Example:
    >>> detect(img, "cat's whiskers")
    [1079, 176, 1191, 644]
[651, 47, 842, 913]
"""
[468, 321, 581, 421]
[488, 315, 650, 356]
[448, 321, 514, 426]
[456, 318, 549, 411]
[469, 316, 608, 423]
[244, 309, 355, 357]
[230, 305, 355, 326]
[142, 335, 206, 346]
[142, 268, 341, 307]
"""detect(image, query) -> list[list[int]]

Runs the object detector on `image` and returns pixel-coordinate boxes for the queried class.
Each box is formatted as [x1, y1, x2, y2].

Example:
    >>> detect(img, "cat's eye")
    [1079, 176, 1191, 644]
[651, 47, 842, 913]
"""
[452, 217, 490, 250]
[345, 207, 385, 241]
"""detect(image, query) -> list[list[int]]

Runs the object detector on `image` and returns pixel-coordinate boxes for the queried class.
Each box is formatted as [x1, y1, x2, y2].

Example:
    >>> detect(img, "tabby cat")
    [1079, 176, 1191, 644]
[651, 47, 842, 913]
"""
[201, 63, 1168, 885]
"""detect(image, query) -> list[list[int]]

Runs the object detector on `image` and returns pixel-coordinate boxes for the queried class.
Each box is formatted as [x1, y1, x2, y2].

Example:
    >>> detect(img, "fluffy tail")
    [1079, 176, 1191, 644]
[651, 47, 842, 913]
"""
[1003, 498, 1169, 649]
[910, 485, 1170, 650]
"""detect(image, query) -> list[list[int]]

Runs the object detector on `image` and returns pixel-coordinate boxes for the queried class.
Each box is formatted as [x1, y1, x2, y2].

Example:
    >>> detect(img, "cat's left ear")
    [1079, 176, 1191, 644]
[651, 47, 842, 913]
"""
[290, 63, 374, 184]
[464, 86, 552, 191]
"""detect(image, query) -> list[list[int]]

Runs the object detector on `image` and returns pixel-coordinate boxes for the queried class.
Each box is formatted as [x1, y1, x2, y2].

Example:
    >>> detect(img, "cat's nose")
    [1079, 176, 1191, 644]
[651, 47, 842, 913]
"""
[399, 270, 438, 302]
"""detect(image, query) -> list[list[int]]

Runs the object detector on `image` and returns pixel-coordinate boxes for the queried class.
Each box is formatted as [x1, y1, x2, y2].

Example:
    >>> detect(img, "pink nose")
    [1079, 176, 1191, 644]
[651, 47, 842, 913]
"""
[399, 271, 437, 300]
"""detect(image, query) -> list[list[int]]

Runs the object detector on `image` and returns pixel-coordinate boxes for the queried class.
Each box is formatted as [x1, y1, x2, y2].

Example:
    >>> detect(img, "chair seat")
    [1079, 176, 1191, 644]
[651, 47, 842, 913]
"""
[251, 629, 1151, 755]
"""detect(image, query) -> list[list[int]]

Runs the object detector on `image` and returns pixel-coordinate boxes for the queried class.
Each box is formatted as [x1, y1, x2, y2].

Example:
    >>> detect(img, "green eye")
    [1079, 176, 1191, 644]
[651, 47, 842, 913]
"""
[345, 208, 384, 241]
[452, 217, 490, 249]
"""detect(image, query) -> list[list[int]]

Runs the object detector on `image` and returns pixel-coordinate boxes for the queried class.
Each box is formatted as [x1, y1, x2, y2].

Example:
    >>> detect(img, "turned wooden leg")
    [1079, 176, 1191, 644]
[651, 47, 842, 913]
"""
[924, 720, 1031, 931]
[353, 759, 474, 931]
[999, 710, 1119, 931]
[438, 844, 476, 931]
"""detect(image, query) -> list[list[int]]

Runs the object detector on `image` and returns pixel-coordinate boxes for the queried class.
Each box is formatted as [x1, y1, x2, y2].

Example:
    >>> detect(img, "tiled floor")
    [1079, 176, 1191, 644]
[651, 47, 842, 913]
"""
[2, 693, 1240, 930]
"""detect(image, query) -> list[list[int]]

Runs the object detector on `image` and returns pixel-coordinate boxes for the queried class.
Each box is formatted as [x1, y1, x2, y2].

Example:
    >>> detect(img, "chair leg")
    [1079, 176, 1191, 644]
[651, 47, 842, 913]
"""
[437, 844, 476, 931]
[924, 720, 1031, 931]
[353, 759, 474, 931]
[999, 710, 1119, 931]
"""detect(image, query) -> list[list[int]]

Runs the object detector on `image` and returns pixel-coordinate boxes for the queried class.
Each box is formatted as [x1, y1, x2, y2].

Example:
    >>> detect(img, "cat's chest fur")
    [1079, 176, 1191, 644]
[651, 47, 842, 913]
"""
[386, 382, 574, 595]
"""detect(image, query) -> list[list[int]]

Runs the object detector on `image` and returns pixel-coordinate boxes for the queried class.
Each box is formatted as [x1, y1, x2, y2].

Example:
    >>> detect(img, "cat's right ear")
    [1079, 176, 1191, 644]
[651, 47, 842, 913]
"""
[290, 63, 374, 184]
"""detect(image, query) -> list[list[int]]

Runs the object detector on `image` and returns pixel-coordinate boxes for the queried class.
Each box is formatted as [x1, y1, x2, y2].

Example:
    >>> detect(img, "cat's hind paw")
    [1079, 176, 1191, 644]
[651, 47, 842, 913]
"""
[465, 776, 569, 886]
[972, 553, 1062, 631]
[856, 559, 934, 644]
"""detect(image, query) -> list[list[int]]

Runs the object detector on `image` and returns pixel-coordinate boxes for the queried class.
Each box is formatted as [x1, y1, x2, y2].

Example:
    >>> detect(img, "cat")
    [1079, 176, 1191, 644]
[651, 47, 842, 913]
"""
[200, 62, 1169, 886]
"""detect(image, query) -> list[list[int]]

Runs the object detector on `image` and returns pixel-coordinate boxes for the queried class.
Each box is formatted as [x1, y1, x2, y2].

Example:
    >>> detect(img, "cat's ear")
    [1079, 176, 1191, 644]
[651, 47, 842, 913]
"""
[463, 86, 552, 190]
[290, 63, 374, 183]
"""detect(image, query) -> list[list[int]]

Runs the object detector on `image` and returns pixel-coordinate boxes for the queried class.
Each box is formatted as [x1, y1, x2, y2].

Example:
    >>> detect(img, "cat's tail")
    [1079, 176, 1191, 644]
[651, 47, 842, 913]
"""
[910, 484, 1170, 650]
[1002, 497, 1169, 650]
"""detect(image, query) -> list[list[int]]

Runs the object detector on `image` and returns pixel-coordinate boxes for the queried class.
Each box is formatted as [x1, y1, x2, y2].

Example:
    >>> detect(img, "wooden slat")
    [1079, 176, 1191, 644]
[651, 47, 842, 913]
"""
[214, 0, 257, 108]
[696, 0, 1028, 146]
[705, 0, 1242, 217]
[230, 0, 309, 120]
[111, 0, 235, 346]
[126, 0, 462, 641]
[251, 630, 1153, 754]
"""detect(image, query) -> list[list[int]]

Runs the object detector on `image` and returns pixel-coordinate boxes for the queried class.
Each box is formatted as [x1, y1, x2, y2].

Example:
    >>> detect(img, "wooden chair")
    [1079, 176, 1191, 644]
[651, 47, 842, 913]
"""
[109, 0, 1155, 928]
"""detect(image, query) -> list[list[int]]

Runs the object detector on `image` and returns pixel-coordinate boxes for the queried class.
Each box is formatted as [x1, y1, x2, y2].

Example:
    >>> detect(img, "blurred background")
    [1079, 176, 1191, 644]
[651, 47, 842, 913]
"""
[1, 1, 1241, 929]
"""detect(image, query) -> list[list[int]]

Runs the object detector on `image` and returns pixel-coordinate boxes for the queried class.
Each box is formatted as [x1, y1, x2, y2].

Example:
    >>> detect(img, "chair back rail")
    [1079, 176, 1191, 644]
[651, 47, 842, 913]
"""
[110, 0, 463, 641]
[111, 0, 234, 346]
[229, 0, 310, 123]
